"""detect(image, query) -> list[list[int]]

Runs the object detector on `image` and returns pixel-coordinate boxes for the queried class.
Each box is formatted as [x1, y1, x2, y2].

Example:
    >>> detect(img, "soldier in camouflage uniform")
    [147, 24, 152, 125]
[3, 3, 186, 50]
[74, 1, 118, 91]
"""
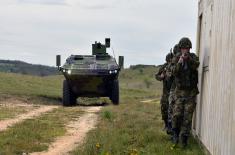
[167, 44, 181, 135]
[171, 37, 199, 147]
[155, 53, 173, 132]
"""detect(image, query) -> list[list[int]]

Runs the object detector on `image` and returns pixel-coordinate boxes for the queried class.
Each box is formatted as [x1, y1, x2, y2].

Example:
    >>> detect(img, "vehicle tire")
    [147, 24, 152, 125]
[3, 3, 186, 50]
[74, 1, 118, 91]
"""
[110, 80, 119, 105]
[63, 80, 76, 106]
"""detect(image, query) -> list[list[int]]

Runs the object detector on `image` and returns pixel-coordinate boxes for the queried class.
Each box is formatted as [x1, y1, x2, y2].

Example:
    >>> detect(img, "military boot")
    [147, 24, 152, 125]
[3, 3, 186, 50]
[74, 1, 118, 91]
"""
[172, 129, 179, 144]
[170, 128, 179, 149]
[166, 122, 173, 135]
[162, 120, 168, 131]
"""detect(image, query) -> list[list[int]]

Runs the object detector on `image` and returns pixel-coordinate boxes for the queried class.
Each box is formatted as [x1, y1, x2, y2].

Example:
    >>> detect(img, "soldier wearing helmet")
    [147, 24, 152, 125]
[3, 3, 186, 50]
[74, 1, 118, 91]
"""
[171, 37, 199, 148]
[173, 44, 180, 55]
[155, 52, 174, 133]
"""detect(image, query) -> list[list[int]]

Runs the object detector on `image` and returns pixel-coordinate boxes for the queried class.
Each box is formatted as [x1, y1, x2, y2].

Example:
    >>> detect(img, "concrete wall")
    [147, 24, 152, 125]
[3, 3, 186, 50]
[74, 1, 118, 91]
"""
[193, 0, 235, 154]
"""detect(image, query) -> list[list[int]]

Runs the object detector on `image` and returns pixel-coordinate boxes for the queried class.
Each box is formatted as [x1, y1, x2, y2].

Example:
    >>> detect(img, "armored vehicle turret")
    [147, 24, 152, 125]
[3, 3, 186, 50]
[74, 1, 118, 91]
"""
[56, 38, 124, 106]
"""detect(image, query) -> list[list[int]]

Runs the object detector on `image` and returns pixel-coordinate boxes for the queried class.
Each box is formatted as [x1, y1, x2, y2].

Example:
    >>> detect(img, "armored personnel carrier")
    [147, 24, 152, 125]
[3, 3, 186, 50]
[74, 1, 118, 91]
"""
[56, 38, 124, 106]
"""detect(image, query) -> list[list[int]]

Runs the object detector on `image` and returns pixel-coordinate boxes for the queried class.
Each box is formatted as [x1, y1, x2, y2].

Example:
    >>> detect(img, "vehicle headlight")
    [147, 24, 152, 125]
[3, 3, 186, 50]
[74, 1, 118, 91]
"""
[67, 70, 72, 75]
[63, 69, 66, 73]
[109, 70, 118, 74]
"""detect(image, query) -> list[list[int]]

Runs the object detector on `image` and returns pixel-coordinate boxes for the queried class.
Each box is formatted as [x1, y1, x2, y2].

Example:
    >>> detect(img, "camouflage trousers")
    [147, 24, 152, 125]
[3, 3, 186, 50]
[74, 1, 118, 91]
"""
[172, 96, 196, 137]
[160, 93, 169, 123]
[168, 90, 176, 126]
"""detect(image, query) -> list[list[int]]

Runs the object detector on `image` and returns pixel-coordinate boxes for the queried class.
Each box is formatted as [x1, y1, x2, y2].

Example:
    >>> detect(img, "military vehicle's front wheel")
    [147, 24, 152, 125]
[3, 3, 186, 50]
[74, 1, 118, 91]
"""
[110, 80, 119, 105]
[63, 80, 76, 106]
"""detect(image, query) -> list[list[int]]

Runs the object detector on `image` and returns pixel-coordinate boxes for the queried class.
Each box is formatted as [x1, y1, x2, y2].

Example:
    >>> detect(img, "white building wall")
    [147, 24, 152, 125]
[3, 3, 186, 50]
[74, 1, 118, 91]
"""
[194, 0, 235, 154]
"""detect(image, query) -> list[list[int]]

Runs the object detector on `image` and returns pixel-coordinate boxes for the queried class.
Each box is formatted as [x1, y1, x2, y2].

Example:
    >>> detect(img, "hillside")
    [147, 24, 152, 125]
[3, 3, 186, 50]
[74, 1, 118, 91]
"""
[0, 60, 58, 76]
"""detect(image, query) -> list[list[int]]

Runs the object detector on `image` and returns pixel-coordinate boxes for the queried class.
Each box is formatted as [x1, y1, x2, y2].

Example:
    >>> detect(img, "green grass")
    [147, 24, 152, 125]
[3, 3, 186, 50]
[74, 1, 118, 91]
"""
[0, 106, 29, 120]
[0, 72, 63, 99]
[72, 100, 204, 155]
[119, 66, 161, 92]
[0, 107, 83, 155]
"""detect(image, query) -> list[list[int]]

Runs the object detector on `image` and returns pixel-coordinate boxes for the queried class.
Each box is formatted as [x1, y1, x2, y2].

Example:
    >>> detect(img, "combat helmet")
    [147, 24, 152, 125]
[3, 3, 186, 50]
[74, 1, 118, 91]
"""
[178, 37, 192, 49]
[173, 44, 180, 55]
[165, 52, 173, 62]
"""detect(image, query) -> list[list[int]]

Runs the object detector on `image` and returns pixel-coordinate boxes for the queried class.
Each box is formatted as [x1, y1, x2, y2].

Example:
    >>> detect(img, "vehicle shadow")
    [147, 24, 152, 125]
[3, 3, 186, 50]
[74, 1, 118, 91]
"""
[37, 95, 110, 107]
[35, 95, 62, 105]
[76, 102, 109, 107]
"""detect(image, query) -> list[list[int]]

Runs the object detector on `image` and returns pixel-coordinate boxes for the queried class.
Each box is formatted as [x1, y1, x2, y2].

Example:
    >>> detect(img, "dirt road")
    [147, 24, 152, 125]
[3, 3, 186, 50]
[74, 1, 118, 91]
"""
[0, 100, 58, 131]
[31, 106, 101, 155]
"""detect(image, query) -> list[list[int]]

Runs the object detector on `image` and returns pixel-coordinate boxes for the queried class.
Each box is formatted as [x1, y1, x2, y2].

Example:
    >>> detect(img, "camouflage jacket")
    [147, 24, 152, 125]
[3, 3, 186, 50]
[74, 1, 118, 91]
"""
[168, 64, 176, 92]
[172, 53, 200, 96]
[168, 52, 182, 92]
[156, 63, 174, 95]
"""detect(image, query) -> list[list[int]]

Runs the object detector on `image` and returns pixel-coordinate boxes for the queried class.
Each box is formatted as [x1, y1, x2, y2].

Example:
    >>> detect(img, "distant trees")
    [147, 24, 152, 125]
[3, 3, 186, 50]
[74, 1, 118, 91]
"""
[130, 64, 156, 70]
[0, 60, 58, 76]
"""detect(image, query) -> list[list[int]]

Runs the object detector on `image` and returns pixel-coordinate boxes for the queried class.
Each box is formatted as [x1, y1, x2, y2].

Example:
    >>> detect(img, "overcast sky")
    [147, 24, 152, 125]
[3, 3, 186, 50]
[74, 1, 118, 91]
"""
[0, 0, 198, 67]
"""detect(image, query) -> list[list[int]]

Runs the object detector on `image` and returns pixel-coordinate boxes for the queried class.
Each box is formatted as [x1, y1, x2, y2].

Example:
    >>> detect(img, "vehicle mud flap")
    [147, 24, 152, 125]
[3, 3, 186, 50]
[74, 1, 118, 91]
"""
[110, 80, 119, 105]
[63, 80, 77, 106]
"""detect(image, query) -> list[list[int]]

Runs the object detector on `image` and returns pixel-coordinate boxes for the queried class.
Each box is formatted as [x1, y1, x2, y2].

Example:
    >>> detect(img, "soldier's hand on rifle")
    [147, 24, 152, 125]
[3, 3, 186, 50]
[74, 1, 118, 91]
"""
[182, 53, 189, 61]
[178, 56, 184, 64]
[166, 71, 172, 77]
[160, 73, 165, 79]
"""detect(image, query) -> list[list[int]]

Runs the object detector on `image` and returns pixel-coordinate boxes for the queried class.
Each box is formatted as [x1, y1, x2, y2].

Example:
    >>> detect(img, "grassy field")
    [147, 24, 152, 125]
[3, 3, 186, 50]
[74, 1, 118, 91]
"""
[0, 66, 161, 102]
[0, 106, 29, 121]
[72, 66, 204, 155]
[0, 72, 62, 101]
[119, 66, 162, 104]
[72, 100, 204, 155]
[0, 107, 83, 154]
[0, 66, 204, 155]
